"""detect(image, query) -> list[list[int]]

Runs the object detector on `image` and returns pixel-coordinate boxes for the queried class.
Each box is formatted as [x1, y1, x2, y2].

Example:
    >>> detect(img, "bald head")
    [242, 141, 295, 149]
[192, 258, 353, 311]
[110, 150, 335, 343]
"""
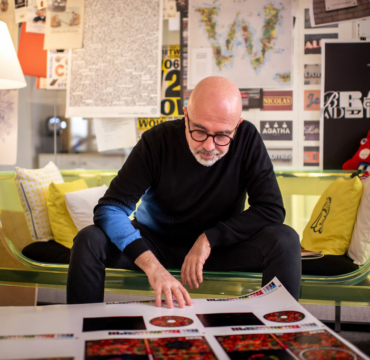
[187, 76, 242, 123]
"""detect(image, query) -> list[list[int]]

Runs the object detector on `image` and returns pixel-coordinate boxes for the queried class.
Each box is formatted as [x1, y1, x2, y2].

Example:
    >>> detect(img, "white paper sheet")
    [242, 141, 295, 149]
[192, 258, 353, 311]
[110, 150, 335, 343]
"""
[14, 0, 28, 23]
[0, 90, 18, 165]
[66, 0, 163, 118]
[44, 0, 84, 50]
[94, 118, 137, 152]
[26, 0, 45, 33]
[0, 279, 368, 360]
[325, 0, 357, 11]
[46, 49, 69, 90]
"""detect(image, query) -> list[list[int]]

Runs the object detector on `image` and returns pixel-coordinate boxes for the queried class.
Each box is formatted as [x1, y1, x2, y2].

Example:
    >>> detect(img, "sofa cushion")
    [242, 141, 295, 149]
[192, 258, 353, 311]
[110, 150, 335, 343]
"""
[302, 255, 359, 276]
[47, 179, 88, 249]
[301, 177, 362, 255]
[347, 176, 370, 265]
[22, 240, 71, 264]
[65, 185, 108, 231]
[15, 161, 64, 242]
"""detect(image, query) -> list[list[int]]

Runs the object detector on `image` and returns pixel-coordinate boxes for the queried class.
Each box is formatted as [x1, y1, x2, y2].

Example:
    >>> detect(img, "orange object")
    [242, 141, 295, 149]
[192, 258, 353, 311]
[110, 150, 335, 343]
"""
[17, 23, 47, 77]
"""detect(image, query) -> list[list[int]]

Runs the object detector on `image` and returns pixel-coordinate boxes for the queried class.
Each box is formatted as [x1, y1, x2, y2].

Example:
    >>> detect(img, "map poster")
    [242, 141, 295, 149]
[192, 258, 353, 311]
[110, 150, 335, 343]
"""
[188, 0, 293, 89]
[322, 41, 370, 170]
[0, 90, 18, 165]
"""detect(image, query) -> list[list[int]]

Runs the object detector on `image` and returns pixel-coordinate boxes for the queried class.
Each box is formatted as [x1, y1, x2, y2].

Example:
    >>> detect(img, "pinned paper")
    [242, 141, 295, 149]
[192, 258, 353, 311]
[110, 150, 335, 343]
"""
[0, 90, 18, 165]
[46, 50, 69, 90]
[44, 0, 84, 49]
[94, 118, 137, 152]
[18, 22, 47, 77]
[26, 0, 45, 33]
[14, 0, 28, 23]
[0, 0, 18, 47]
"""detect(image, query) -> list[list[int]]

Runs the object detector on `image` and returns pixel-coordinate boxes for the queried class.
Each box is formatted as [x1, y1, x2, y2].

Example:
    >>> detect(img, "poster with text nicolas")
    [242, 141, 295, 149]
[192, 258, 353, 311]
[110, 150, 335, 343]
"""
[322, 41, 370, 170]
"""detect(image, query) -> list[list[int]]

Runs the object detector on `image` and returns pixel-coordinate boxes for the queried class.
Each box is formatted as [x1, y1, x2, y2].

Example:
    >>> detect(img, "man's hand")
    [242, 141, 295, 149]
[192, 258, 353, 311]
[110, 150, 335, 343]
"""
[181, 233, 211, 290]
[135, 250, 193, 308]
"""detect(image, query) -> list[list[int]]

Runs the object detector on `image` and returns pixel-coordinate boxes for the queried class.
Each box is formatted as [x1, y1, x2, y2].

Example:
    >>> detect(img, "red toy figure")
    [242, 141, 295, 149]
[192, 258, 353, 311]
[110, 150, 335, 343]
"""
[342, 130, 370, 171]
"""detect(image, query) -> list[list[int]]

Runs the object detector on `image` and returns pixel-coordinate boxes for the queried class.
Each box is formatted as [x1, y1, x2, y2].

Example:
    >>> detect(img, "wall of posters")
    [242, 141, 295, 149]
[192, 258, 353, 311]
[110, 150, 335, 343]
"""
[322, 41, 370, 170]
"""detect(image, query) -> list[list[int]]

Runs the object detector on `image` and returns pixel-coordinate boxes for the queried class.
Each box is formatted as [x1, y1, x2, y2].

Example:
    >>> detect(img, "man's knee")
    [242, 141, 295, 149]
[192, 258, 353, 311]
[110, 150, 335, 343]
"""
[261, 224, 300, 257]
[72, 225, 109, 255]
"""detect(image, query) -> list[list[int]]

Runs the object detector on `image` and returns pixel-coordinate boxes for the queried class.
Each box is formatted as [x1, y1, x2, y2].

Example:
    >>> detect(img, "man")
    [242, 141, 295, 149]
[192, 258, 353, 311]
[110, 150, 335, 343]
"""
[67, 76, 301, 307]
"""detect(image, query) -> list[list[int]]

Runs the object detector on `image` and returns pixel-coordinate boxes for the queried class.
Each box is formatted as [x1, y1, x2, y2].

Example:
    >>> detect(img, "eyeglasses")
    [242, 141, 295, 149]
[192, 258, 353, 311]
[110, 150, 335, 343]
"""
[186, 115, 239, 146]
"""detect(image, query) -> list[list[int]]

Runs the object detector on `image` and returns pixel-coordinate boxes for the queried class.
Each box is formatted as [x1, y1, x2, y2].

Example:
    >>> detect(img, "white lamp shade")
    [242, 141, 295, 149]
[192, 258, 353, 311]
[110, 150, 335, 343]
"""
[0, 21, 27, 89]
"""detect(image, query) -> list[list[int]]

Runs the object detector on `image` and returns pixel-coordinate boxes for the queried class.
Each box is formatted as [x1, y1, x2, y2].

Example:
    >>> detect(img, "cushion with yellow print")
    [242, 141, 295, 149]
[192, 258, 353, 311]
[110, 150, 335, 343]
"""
[301, 177, 363, 255]
[47, 179, 88, 249]
[15, 161, 64, 242]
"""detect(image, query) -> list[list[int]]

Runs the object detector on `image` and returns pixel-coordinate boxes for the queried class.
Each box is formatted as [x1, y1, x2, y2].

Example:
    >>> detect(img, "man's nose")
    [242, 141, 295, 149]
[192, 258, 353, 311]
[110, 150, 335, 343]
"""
[203, 136, 216, 151]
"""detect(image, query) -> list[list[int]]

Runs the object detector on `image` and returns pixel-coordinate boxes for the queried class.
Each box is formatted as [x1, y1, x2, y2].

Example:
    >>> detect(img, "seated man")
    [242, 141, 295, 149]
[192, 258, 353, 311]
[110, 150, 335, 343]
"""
[67, 76, 301, 307]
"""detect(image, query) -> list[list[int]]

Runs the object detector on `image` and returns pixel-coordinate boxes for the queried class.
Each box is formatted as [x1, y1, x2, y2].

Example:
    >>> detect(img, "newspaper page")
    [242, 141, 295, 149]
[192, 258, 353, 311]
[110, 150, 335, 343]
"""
[0, 278, 368, 359]
[66, 0, 163, 118]
[44, 0, 84, 50]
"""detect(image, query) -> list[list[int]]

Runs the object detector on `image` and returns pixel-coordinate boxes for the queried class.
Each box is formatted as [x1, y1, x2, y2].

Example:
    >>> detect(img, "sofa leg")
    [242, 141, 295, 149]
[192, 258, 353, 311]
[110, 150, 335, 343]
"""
[335, 305, 341, 332]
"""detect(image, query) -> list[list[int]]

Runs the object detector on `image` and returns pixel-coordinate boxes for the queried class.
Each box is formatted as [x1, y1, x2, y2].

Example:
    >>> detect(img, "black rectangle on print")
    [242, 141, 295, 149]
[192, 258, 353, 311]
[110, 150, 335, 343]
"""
[83, 316, 146, 332]
[227, 349, 294, 360]
[196, 313, 263, 327]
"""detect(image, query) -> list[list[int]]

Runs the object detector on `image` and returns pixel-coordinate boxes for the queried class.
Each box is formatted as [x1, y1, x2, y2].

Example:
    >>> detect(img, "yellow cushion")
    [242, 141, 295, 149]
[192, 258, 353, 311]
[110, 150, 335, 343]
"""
[47, 179, 88, 249]
[301, 177, 363, 255]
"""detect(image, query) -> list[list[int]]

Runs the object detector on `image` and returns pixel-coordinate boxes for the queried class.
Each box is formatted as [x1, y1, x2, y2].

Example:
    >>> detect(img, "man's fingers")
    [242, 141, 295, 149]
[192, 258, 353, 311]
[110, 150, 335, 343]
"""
[172, 287, 185, 308]
[181, 263, 186, 286]
[180, 285, 193, 306]
[164, 288, 174, 309]
[197, 263, 203, 284]
[155, 288, 162, 307]
[190, 262, 199, 289]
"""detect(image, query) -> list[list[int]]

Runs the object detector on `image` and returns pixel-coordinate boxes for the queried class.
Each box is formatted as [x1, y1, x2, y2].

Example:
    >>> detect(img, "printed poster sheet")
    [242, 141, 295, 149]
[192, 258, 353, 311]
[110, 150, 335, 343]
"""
[188, 0, 293, 89]
[0, 90, 18, 165]
[66, 0, 163, 118]
[26, 0, 45, 33]
[310, 0, 370, 27]
[46, 50, 69, 90]
[321, 40, 370, 170]
[0, 279, 368, 360]
[44, 0, 84, 50]
[94, 118, 137, 152]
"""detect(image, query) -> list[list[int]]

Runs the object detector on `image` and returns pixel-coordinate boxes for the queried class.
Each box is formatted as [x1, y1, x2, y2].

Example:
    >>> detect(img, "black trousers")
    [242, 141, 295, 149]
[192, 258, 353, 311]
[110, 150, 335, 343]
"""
[67, 221, 301, 303]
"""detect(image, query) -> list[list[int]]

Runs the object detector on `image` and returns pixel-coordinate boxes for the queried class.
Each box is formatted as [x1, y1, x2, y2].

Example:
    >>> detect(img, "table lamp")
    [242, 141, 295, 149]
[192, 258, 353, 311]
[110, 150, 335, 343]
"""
[0, 21, 27, 89]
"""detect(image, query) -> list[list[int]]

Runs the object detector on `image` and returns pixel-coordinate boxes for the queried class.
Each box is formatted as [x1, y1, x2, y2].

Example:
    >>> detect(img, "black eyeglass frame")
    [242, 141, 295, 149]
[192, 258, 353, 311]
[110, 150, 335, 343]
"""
[186, 115, 240, 146]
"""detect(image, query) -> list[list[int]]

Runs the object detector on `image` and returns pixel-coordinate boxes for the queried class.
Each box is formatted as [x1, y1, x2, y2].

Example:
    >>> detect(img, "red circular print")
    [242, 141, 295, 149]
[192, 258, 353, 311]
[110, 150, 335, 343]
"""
[150, 316, 194, 327]
[263, 311, 305, 323]
[299, 347, 356, 360]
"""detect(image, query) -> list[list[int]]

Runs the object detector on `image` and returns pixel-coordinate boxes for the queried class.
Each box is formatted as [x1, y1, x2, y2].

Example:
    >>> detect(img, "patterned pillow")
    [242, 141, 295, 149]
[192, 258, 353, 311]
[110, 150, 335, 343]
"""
[15, 161, 64, 241]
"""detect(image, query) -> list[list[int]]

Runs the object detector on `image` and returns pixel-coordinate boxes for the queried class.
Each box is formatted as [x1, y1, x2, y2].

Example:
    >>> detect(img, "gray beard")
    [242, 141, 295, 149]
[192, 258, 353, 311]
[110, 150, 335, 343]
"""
[189, 147, 227, 167]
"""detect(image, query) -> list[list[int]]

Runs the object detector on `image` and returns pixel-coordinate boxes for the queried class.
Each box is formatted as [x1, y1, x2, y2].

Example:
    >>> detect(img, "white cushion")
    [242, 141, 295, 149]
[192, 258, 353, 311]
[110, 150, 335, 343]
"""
[15, 161, 64, 241]
[65, 185, 108, 231]
[347, 177, 370, 265]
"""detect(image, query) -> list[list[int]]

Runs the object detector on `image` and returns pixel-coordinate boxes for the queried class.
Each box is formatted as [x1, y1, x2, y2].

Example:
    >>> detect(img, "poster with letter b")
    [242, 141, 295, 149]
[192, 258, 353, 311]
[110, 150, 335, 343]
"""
[322, 41, 370, 170]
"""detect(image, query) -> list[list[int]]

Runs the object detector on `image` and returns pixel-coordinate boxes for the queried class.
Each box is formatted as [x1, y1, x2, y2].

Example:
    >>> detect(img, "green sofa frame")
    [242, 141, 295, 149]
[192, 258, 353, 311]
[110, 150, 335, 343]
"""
[1, 169, 369, 332]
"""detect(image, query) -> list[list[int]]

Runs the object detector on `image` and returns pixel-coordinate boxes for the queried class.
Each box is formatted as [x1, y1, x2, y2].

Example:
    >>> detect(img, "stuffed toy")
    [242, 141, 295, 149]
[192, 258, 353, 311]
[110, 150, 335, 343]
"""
[342, 130, 370, 171]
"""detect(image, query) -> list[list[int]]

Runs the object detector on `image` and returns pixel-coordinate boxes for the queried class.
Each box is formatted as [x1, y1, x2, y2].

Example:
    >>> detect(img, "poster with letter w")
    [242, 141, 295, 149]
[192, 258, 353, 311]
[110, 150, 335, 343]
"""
[322, 41, 370, 170]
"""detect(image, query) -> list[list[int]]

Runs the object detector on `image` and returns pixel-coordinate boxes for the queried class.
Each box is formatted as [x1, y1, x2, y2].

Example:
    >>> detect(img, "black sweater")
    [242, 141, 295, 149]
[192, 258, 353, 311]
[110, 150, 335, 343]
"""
[94, 118, 285, 262]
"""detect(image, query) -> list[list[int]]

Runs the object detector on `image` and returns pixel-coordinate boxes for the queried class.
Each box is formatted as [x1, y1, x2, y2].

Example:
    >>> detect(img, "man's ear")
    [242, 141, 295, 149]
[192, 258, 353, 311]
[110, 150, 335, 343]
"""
[239, 118, 243, 124]
[183, 107, 188, 117]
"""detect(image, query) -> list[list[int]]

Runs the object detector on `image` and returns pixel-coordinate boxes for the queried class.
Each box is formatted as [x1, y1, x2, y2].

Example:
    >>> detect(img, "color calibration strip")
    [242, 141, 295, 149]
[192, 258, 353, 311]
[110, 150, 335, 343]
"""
[0, 333, 74, 340]
[108, 329, 199, 336]
[231, 323, 319, 331]
[206, 281, 277, 302]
